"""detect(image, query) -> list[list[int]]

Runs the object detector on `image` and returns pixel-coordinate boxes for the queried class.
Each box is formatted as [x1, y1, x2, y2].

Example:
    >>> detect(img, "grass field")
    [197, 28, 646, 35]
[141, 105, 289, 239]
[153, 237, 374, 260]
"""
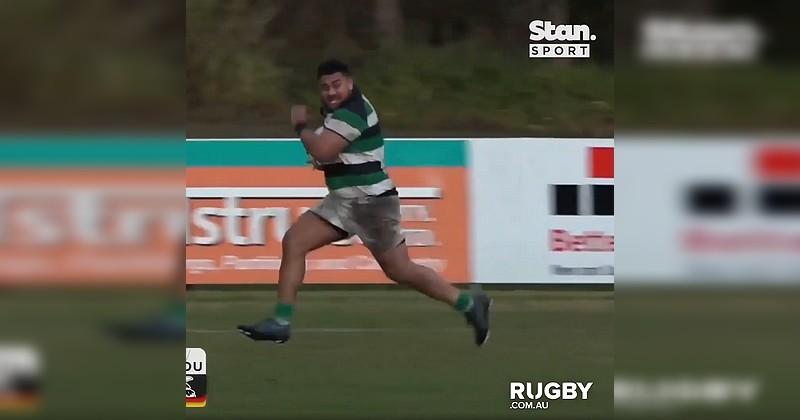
[186, 287, 614, 419]
[0, 290, 183, 420]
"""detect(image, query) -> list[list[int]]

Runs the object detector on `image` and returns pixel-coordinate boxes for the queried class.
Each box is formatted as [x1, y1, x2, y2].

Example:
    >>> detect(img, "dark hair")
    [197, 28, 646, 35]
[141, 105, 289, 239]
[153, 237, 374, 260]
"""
[317, 59, 350, 79]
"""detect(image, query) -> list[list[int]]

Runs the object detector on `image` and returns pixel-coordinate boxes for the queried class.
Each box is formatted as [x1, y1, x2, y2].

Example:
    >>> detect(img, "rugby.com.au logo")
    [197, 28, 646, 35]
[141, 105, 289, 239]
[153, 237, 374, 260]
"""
[509, 381, 593, 410]
[529, 20, 597, 58]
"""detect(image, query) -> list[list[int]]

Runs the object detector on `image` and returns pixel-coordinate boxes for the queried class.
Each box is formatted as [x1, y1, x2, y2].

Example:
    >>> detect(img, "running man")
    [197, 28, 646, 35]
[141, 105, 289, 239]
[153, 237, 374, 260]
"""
[237, 59, 491, 346]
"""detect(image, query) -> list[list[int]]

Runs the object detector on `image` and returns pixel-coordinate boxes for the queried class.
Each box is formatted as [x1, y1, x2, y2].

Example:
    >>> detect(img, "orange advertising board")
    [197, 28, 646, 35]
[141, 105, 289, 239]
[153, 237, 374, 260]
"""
[185, 139, 469, 284]
[0, 169, 183, 286]
[186, 167, 468, 284]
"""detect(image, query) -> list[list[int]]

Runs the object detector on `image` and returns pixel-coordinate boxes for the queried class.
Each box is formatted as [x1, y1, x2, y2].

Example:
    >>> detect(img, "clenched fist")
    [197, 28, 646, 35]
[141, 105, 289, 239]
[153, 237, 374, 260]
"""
[290, 105, 308, 131]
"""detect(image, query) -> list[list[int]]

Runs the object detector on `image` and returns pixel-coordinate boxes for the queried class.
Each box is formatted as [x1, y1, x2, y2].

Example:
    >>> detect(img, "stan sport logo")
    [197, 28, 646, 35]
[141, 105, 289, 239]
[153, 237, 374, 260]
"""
[509, 381, 593, 411]
[186, 348, 207, 408]
[529, 20, 597, 58]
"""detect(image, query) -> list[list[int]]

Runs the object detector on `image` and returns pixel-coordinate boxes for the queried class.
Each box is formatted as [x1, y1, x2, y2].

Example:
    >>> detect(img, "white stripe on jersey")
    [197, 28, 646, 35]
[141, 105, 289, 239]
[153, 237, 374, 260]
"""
[324, 118, 360, 142]
[330, 178, 395, 198]
[339, 145, 384, 167]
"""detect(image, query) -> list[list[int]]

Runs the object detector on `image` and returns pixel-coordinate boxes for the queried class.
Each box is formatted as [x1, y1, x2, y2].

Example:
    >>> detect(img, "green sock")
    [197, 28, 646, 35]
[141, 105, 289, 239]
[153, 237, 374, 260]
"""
[274, 302, 294, 325]
[454, 292, 474, 312]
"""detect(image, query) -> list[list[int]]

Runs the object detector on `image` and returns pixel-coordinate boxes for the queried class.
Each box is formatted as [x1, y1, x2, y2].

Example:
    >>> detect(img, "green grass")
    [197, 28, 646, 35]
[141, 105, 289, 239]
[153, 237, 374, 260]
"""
[186, 288, 614, 419]
[0, 290, 183, 420]
[616, 65, 800, 131]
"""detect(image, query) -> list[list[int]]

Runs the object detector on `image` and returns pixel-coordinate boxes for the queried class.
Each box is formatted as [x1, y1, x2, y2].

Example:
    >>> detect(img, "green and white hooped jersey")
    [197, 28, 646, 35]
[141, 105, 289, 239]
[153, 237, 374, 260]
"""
[318, 86, 394, 198]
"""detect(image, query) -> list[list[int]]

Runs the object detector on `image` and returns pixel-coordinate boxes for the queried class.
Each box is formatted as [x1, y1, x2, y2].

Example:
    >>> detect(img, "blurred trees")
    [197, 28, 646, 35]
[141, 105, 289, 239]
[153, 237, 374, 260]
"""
[0, 0, 184, 130]
[187, 0, 614, 137]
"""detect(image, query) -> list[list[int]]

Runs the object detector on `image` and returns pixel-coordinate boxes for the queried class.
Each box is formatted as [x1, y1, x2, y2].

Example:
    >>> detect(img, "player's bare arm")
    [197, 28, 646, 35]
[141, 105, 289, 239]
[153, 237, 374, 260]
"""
[291, 105, 349, 162]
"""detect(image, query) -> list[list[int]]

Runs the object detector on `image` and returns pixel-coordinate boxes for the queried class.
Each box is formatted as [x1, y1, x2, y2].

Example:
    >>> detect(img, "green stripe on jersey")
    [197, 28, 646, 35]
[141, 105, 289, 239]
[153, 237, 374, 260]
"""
[332, 108, 368, 132]
[345, 135, 383, 153]
[326, 171, 389, 190]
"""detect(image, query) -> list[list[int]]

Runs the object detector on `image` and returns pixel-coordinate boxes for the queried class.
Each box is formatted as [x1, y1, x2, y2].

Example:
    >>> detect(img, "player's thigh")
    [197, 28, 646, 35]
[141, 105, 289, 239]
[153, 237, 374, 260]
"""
[372, 240, 412, 280]
[283, 211, 347, 254]
[351, 195, 404, 254]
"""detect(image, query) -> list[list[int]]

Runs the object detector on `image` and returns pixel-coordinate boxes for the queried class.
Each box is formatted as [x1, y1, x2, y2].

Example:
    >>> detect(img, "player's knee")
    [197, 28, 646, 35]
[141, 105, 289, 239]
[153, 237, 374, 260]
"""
[281, 229, 307, 257]
[382, 262, 412, 284]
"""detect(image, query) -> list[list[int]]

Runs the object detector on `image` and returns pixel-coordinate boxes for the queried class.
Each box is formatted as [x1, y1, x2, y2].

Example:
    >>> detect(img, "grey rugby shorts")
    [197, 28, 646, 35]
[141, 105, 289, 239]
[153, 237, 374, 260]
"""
[308, 193, 405, 253]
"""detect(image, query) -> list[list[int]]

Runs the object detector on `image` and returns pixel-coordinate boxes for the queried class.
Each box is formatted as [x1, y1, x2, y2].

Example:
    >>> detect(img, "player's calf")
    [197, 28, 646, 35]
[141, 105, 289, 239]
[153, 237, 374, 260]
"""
[374, 244, 492, 346]
[381, 258, 459, 304]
